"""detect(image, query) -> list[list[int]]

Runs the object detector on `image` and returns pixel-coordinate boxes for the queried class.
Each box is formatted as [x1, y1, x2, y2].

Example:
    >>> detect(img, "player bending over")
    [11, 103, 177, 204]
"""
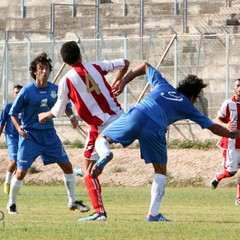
[91, 62, 240, 222]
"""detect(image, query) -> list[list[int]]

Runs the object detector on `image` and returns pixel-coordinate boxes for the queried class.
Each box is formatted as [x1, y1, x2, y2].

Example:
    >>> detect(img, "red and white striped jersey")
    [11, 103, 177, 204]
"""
[217, 96, 240, 149]
[51, 59, 125, 126]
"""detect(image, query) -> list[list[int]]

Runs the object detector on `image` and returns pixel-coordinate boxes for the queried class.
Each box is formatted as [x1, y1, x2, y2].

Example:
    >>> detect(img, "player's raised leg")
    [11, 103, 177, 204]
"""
[91, 137, 113, 178]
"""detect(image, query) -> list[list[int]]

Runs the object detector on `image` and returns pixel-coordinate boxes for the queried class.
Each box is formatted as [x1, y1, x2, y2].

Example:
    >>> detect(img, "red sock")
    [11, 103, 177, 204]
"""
[85, 174, 105, 214]
[236, 184, 240, 200]
[215, 169, 231, 181]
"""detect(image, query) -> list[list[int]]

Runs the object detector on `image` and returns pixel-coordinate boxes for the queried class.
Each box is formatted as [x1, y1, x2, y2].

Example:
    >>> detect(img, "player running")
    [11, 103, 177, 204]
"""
[91, 62, 240, 221]
[211, 78, 240, 205]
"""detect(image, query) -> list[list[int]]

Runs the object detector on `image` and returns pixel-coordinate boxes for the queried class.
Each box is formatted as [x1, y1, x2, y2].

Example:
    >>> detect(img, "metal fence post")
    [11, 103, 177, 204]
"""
[222, 27, 230, 100]
[21, 0, 25, 18]
[183, 0, 188, 33]
[195, 27, 203, 76]
[3, 31, 8, 105]
[23, 33, 31, 83]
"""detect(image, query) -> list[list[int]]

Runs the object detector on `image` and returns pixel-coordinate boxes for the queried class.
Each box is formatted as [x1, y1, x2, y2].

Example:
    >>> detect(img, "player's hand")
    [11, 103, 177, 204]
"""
[227, 121, 237, 132]
[38, 112, 48, 124]
[111, 79, 125, 97]
[18, 125, 28, 138]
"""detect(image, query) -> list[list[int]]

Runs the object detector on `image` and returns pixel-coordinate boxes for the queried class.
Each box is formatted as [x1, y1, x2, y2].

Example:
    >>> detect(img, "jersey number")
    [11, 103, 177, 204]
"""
[86, 73, 100, 94]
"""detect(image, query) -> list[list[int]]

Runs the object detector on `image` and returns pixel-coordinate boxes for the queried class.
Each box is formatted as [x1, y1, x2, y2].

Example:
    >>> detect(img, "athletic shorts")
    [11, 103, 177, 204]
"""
[102, 108, 167, 164]
[83, 112, 123, 160]
[17, 129, 69, 170]
[222, 149, 240, 172]
[6, 135, 18, 161]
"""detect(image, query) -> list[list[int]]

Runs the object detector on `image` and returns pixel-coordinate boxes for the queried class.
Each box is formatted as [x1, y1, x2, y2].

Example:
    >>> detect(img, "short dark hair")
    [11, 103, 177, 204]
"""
[13, 84, 23, 90]
[29, 52, 53, 80]
[177, 74, 207, 99]
[60, 41, 81, 65]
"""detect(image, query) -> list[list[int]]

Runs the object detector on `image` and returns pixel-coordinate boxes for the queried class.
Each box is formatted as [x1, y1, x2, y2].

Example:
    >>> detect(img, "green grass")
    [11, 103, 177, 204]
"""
[0, 186, 240, 240]
[167, 139, 218, 149]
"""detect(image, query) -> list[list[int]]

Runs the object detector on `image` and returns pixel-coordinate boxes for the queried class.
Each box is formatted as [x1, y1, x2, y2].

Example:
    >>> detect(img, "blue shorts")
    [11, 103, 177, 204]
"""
[102, 108, 167, 164]
[17, 129, 69, 170]
[6, 135, 18, 161]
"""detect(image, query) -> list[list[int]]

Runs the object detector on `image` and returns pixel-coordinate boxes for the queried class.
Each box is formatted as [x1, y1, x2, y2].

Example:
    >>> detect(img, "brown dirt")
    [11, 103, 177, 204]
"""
[0, 147, 238, 187]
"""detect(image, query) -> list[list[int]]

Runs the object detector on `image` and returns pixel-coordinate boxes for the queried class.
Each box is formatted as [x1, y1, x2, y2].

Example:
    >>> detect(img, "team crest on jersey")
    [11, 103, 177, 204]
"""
[40, 98, 48, 107]
[50, 91, 57, 98]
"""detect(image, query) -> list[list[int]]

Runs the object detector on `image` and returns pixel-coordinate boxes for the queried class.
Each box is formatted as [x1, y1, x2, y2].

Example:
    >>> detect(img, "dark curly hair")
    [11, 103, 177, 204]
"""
[177, 74, 207, 99]
[60, 41, 82, 65]
[29, 52, 52, 80]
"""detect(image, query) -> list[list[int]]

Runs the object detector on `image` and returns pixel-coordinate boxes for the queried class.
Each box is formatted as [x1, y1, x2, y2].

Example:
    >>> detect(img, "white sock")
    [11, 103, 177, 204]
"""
[148, 173, 166, 217]
[63, 173, 76, 204]
[8, 176, 23, 205]
[5, 171, 13, 184]
[95, 137, 110, 157]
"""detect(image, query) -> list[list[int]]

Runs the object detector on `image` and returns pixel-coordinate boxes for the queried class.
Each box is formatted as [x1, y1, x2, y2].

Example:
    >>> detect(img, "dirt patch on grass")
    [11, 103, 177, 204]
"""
[1, 147, 238, 188]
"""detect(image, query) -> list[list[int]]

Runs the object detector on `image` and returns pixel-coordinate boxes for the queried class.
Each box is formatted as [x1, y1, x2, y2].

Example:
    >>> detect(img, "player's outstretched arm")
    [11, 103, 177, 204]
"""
[112, 61, 150, 97]
[208, 123, 240, 139]
[38, 111, 55, 124]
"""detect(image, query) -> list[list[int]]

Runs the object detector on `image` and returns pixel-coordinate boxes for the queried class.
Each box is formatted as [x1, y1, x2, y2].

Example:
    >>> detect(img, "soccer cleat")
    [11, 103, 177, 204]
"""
[73, 166, 83, 177]
[91, 152, 113, 178]
[78, 212, 107, 221]
[147, 213, 170, 222]
[7, 203, 18, 214]
[235, 199, 240, 205]
[4, 183, 10, 195]
[210, 178, 219, 190]
[68, 200, 90, 212]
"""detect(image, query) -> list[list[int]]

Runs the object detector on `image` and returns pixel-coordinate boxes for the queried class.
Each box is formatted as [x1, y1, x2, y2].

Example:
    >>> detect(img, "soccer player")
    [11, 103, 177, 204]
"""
[38, 41, 129, 221]
[91, 62, 240, 221]
[7, 52, 90, 214]
[0, 84, 23, 194]
[211, 78, 240, 205]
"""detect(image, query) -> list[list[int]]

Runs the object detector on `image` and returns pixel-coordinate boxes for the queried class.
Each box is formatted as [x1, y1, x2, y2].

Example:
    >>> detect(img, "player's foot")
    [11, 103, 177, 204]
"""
[210, 178, 219, 190]
[4, 183, 10, 195]
[235, 199, 240, 205]
[73, 166, 83, 177]
[78, 212, 107, 221]
[91, 152, 113, 178]
[147, 213, 170, 222]
[7, 203, 18, 214]
[68, 200, 90, 212]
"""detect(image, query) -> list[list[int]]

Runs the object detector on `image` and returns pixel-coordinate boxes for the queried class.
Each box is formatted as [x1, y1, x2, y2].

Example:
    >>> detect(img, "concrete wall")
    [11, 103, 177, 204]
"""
[1, 0, 240, 40]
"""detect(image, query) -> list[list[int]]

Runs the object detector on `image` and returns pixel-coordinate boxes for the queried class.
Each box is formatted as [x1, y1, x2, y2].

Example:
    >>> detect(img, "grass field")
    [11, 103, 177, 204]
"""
[0, 185, 240, 240]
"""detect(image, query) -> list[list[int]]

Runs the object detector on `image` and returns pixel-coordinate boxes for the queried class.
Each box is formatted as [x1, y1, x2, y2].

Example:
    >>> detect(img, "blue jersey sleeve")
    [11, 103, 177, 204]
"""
[0, 104, 10, 127]
[146, 65, 169, 88]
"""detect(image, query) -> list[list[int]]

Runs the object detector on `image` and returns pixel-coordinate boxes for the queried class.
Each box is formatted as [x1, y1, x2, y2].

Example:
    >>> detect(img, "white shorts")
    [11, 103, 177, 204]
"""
[83, 112, 123, 161]
[222, 149, 240, 172]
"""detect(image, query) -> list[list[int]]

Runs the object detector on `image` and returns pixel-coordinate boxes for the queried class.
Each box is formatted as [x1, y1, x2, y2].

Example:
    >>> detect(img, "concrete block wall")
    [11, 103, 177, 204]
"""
[1, 1, 240, 40]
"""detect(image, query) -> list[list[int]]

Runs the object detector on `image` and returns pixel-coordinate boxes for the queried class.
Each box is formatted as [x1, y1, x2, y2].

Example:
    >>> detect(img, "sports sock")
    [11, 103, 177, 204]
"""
[5, 171, 13, 184]
[148, 173, 166, 217]
[236, 183, 240, 200]
[85, 174, 105, 214]
[8, 176, 23, 205]
[95, 137, 110, 157]
[63, 173, 76, 204]
[215, 169, 231, 181]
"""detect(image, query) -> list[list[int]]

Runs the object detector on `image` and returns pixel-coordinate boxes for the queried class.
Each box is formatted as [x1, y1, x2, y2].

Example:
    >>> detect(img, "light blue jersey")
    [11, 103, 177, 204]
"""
[9, 82, 70, 169]
[102, 66, 213, 164]
[10, 82, 58, 130]
[135, 66, 213, 133]
[0, 102, 21, 160]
